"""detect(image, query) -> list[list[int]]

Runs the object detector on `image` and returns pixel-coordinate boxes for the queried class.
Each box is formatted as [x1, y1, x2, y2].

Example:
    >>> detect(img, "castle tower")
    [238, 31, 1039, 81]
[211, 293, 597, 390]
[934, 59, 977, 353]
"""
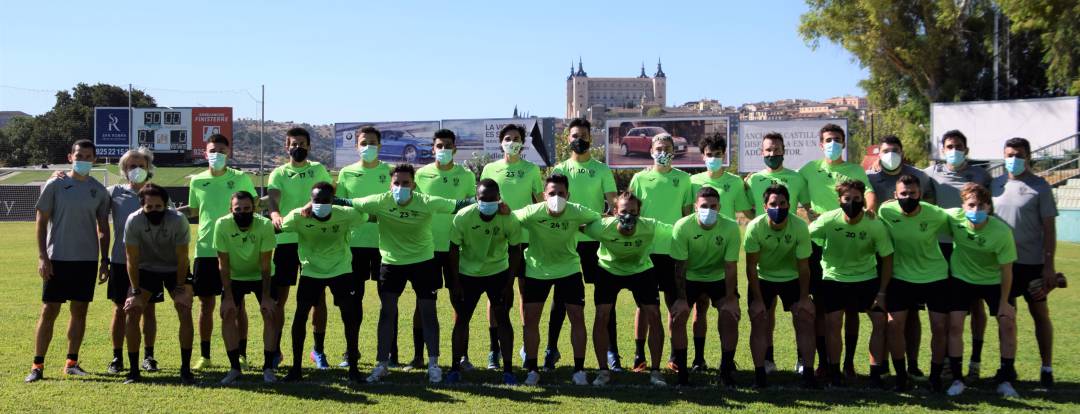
[652, 58, 667, 107]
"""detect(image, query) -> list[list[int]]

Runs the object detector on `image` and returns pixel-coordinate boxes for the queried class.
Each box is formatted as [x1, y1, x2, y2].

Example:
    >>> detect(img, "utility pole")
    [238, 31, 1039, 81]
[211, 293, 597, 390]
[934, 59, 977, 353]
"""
[259, 84, 265, 195]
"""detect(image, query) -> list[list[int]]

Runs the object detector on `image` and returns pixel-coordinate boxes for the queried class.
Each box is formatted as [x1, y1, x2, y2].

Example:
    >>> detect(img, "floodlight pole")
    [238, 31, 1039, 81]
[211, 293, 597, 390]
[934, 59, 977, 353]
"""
[259, 84, 265, 195]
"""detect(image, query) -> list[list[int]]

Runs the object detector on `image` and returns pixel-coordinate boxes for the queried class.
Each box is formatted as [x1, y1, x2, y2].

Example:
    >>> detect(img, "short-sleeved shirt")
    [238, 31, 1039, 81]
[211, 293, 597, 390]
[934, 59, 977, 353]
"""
[923, 162, 991, 243]
[583, 217, 666, 276]
[336, 161, 392, 248]
[481, 158, 544, 243]
[513, 202, 601, 279]
[280, 206, 367, 278]
[124, 209, 191, 273]
[742, 214, 812, 282]
[746, 168, 810, 216]
[267, 161, 332, 244]
[946, 208, 1018, 285]
[629, 167, 694, 254]
[213, 214, 276, 281]
[878, 201, 950, 283]
[866, 164, 932, 204]
[450, 204, 522, 277]
[108, 184, 142, 264]
[415, 163, 476, 252]
[551, 158, 617, 242]
[798, 159, 874, 214]
[670, 214, 742, 282]
[690, 171, 752, 221]
[350, 192, 457, 265]
[991, 173, 1058, 265]
[189, 168, 257, 258]
[35, 176, 110, 261]
[808, 209, 894, 283]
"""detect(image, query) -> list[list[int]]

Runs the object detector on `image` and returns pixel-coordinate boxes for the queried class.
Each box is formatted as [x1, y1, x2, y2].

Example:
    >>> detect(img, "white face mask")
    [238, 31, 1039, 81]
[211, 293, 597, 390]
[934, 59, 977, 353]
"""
[501, 141, 523, 155]
[127, 167, 148, 184]
[547, 195, 567, 213]
[879, 151, 902, 171]
[697, 207, 718, 226]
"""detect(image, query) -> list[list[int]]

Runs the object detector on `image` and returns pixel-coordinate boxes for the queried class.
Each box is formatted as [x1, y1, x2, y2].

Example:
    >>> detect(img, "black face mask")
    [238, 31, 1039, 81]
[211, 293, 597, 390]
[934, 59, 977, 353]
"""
[569, 139, 590, 155]
[841, 199, 865, 219]
[898, 197, 920, 214]
[234, 211, 254, 228]
[289, 147, 309, 162]
[145, 210, 166, 225]
[763, 155, 784, 170]
[616, 213, 638, 231]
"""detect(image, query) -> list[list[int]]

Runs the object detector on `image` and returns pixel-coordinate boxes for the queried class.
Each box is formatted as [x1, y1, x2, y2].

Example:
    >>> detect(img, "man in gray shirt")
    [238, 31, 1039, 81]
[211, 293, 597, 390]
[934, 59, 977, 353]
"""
[27, 139, 110, 383]
[923, 129, 992, 378]
[991, 137, 1058, 388]
[122, 183, 194, 384]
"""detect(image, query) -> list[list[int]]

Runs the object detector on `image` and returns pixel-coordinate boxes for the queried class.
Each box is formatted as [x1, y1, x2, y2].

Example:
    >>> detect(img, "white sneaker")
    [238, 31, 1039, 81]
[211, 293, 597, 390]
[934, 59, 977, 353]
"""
[947, 380, 966, 396]
[220, 369, 242, 385]
[649, 370, 667, 387]
[367, 363, 390, 383]
[764, 360, 778, 374]
[524, 370, 540, 386]
[593, 370, 612, 386]
[263, 368, 276, 383]
[794, 358, 806, 375]
[571, 370, 588, 385]
[428, 365, 443, 383]
[460, 357, 475, 372]
[997, 381, 1019, 398]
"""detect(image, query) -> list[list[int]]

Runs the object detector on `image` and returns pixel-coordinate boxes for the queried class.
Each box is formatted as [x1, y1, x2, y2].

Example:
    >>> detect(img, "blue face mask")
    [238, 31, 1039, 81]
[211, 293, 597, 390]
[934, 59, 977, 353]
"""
[1005, 156, 1025, 175]
[945, 149, 965, 167]
[823, 141, 843, 161]
[965, 209, 989, 225]
[73, 160, 93, 176]
[477, 200, 500, 216]
[359, 145, 379, 162]
[435, 149, 454, 164]
[392, 185, 412, 204]
[207, 152, 227, 170]
[312, 203, 332, 218]
[704, 156, 722, 171]
[767, 207, 788, 224]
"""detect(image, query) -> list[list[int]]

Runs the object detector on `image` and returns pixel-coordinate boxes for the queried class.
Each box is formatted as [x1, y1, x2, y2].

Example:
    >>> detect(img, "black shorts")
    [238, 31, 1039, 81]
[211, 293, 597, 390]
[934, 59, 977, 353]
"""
[228, 279, 278, 304]
[272, 243, 301, 287]
[948, 278, 1015, 316]
[433, 251, 451, 290]
[651, 254, 677, 295]
[351, 247, 382, 282]
[296, 274, 360, 308]
[192, 257, 223, 297]
[138, 269, 193, 299]
[452, 271, 511, 315]
[593, 267, 660, 306]
[1011, 263, 1048, 303]
[818, 279, 881, 314]
[522, 273, 585, 306]
[753, 279, 800, 311]
[809, 243, 824, 295]
[379, 259, 439, 300]
[577, 241, 601, 284]
[108, 263, 164, 304]
[686, 279, 727, 304]
[42, 260, 97, 303]
[886, 278, 950, 313]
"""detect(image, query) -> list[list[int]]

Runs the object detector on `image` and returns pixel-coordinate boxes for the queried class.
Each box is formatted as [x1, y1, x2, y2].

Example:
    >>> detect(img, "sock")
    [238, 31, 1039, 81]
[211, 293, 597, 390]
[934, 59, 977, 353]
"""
[313, 332, 325, 354]
[67, 353, 78, 362]
[227, 349, 241, 370]
[525, 358, 538, 372]
[844, 334, 857, 366]
[881, 358, 891, 374]
[870, 363, 884, 379]
[145, 346, 154, 358]
[200, 341, 211, 359]
[693, 337, 706, 362]
[263, 351, 275, 370]
[755, 366, 767, 385]
[33, 355, 44, 365]
[113, 348, 122, 360]
[489, 327, 500, 354]
[1000, 357, 1016, 380]
[930, 362, 944, 385]
[721, 350, 736, 373]
[128, 352, 140, 374]
[574, 357, 585, 372]
[412, 325, 425, 362]
[971, 339, 984, 363]
[949, 357, 963, 383]
[635, 339, 646, 358]
[816, 336, 828, 366]
[893, 358, 908, 386]
[181, 348, 193, 372]
[451, 356, 461, 372]
[765, 346, 775, 363]
[674, 348, 689, 385]
[238, 339, 248, 357]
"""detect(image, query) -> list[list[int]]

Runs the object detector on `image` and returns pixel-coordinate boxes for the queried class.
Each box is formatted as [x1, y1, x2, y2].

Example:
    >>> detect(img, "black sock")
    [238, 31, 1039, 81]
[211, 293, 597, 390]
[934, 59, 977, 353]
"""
[881, 358, 891, 374]
[721, 350, 736, 373]
[525, 358, 538, 372]
[971, 339, 984, 363]
[870, 363, 884, 378]
[451, 356, 461, 372]
[674, 348, 689, 385]
[67, 353, 78, 362]
[113, 348, 123, 360]
[765, 346, 775, 363]
[844, 334, 857, 366]
[145, 346, 154, 357]
[227, 349, 241, 370]
[930, 362, 943, 381]
[574, 357, 585, 372]
[693, 336, 706, 362]
[1000, 357, 1016, 381]
[33, 355, 44, 365]
[263, 351, 275, 370]
[489, 327, 500, 354]
[128, 352, 140, 374]
[412, 325, 425, 362]
[181, 348, 193, 372]
[893, 358, 908, 382]
[949, 356, 963, 383]
[313, 332, 325, 354]
[755, 366, 767, 385]
[239, 339, 248, 357]
[816, 336, 828, 366]
[635, 339, 646, 358]
[200, 341, 211, 359]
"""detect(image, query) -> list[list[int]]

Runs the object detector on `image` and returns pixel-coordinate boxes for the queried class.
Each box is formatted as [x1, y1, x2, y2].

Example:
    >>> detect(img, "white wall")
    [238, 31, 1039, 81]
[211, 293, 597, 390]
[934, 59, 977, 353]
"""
[931, 97, 1079, 160]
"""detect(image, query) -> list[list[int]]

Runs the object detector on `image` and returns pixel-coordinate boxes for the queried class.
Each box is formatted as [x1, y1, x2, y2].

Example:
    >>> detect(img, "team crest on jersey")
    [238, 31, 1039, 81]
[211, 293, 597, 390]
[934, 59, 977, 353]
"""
[332, 224, 340, 233]
[227, 180, 235, 189]
[90, 188, 98, 198]
[784, 234, 792, 243]
[920, 222, 929, 232]
[453, 177, 460, 186]
[673, 178, 680, 186]
[858, 231, 867, 240]
[723, 183, 730, 191]
[714, 235, 724, 246]
[635, 239, 643, 247]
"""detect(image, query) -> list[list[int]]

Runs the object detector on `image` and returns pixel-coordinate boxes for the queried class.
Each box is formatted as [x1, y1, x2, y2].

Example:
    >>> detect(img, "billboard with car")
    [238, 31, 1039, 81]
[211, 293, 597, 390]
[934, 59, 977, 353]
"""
[605, 116, 731, 169]
[334, 121, 442, 168]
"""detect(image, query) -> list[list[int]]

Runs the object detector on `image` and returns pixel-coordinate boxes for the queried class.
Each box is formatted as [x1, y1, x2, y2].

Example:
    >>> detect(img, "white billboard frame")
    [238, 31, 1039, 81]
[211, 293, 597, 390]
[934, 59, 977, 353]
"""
[737, 118, 848, 173]
[930, 96, 1079, 160]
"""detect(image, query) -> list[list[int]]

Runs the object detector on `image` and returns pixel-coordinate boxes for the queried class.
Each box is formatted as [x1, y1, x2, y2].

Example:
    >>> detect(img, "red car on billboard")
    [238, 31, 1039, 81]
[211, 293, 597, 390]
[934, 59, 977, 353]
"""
[616, 126, 689, 158]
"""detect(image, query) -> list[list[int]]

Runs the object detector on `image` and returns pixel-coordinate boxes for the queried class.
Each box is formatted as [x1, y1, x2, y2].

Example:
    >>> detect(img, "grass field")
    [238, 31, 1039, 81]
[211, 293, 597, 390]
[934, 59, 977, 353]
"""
[1, 221, 1078, 413]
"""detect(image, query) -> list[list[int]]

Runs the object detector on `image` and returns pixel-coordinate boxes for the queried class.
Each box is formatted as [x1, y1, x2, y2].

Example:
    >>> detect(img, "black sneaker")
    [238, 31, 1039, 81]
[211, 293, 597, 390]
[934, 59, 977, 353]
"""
[407, 357, 425, 371]
[690, 360, 708, 373]
[929, 375, 944, 393]
[894, 375, 910, 392]
[720, 371, 738, 389]
[1041, 370, 1054, 389]
[283, 368, 303, 382]
[800, 373, 820, 389]
[141, 356, 159, 372]
[25, 367, 43, 383]
[753, 371, 768, 389]
[179, 370, 196, 385]
[348, 368, 364, 384]
[123, 371, 141, 384]
[869, 375, 886, 389]
[907, 367, 926, 379]
[107, 358, 124, 374]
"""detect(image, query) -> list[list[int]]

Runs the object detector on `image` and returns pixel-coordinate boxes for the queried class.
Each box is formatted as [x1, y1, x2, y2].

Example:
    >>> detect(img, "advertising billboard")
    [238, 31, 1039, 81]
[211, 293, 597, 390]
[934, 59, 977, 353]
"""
[132, 108, 193, 154]
[93, 107, 130, 157]
[334, 121, 442, 168]
[930, 97, 1079, 160]
[605, 117, 730, 169]
[190, 107, 234, 159]
[737, 118, 848, 173]
[440, 118, 556, 166]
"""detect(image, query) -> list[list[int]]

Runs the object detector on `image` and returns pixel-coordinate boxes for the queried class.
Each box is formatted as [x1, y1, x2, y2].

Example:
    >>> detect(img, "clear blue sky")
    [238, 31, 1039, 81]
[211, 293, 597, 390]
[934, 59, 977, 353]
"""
[0, 0, 867, 124]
